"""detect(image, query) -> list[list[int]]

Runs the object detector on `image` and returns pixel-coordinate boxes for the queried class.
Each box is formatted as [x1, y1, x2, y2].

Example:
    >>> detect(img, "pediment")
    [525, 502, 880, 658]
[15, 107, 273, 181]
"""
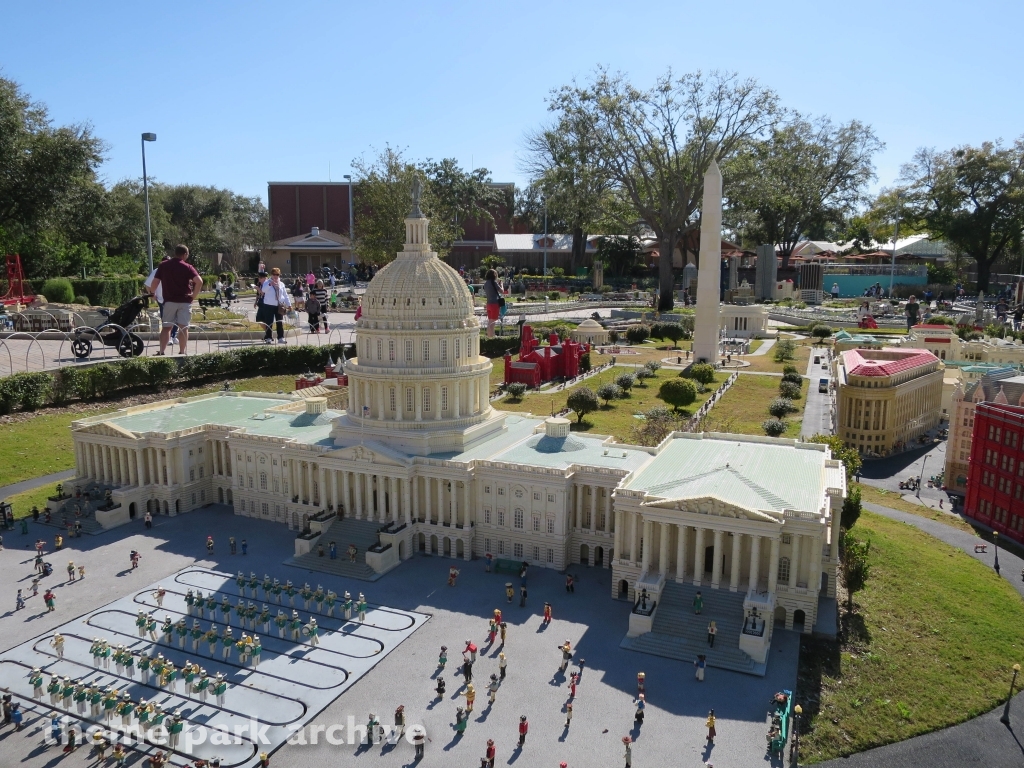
[74, 422, 138, 439]
[325, 442, 408, 467]
[641, 495, 781, 523]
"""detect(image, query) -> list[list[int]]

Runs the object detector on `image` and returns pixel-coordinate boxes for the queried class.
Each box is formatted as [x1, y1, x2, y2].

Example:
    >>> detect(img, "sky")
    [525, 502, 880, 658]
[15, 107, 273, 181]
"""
[4, 0, 1023, 203]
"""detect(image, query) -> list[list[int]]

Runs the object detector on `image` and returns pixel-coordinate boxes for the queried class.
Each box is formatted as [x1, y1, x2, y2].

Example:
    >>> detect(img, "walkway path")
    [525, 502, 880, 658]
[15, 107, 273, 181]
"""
[0, 469, 76, 500]
[815, 500, 1024, 768]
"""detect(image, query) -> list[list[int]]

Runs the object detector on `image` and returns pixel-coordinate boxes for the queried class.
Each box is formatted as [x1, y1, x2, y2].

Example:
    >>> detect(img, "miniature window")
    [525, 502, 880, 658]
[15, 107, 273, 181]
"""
[497, 510, 505, 527]
[498, 540, 505, 555]
[514, 508, 524, 528]
[513, 542, 523, 558]
[548, 494, 555, 502]
[532, 515, 540, 531]
[455, 339, 460, 359]
[262, 503, 269, 516]
[782, 534, 792, 544]
[533, 492, 541, 501]
[423, 388, 431, 412]
[406, 340, 413, 362]
[377, 340, 383, 360]
[441, 340, 448, 362]
[190, 469, 195, 481]
[423, 340, 429, 361]
[189, 450, 194, 457]
[546, 518, 555, 534]
[498, 488, 505, 495]
[191, 493, 196, 505]
[533, 546, 540, 561]
[442, 387, 448, 412]
[515, 489, 524, 499]
[199, 467, 204, 478]
[485, 486, 491, 494]
[389, 340, 395, 361]
[199, 447, 203, 453]
[547, 548, 554, 563]
[777, 557, 791, 582]
[407, 388, 414, 413]
[484, 508, 491, 524]
[389, 388, 396, 413]
[485, 538, 491, 552]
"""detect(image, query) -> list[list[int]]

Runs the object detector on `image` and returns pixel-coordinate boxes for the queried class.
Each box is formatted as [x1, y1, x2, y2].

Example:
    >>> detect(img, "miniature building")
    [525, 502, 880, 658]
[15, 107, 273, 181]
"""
[571, 318, 610, 346]
[964, 401, 1024, 544]
[904, 323, 1024, 366]
[503, 326, 586, 388]
[719, 304, 768, 339]
[836, 348, 943, 456]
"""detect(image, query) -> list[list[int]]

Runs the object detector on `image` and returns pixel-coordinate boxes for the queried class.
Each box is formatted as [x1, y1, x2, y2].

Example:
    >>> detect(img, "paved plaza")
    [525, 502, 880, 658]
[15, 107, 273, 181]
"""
[0, 506, 800, 767]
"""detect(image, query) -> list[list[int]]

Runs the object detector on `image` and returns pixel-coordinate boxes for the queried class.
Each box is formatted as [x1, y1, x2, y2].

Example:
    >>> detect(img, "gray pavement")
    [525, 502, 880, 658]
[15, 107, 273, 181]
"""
[859, 440, 950, 509]
[0, 504, 801, 768]
[801, 344, 834, 439]
[0, 469, 76, 499]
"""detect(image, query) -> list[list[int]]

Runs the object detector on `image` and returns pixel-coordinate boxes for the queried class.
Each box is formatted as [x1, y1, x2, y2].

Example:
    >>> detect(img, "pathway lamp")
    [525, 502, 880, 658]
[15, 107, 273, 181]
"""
[1000, 663, 1021, 726]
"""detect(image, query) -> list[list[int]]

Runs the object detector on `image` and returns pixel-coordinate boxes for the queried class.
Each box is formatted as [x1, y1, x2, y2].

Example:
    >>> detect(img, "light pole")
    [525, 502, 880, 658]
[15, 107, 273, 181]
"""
[993, 530, 1001, 575]
[916, 454, 929, 498]
[1001, 663, 1021, 726]
[792, 703, 802, 766]
[141, 133, 157, 274]
[543, 197, 548, 314]
[343, 175, 354, 267]
[888, 191, 901, 298]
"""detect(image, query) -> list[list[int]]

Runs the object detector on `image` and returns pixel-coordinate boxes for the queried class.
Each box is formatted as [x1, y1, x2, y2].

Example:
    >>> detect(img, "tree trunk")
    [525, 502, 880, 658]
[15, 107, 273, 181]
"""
[780, 245, 792, 270]
[658, 233, 676, 311]
[570, 225, 585, 276]
[975, 256, 993, 293]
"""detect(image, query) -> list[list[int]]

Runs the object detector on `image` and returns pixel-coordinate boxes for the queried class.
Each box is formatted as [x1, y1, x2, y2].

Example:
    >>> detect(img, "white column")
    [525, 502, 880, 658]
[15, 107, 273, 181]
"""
[748, 535, 762, 592]
[437, 478, 445, 524]
[451, 480, 458, 527]
[434, 383, 442, 420]
[658, 521, 669, 577]
[396, 388, 403, 421]
[454, 381, 461, 419]
[128, 449, 137, 485]
[676, 524, 687, 581]
[354, 472, 363, 519]
[480, 377, 489, 412]
[630, 512, 639, 563]
[768, 537, 780, 593]
[165, 449, 174, 485]
[729, 532, 742, 592]
[333, 471, 340, 513]
[342, 471, 351, 516]
[809, 531, 823, 596]
[403, 478, 412, 525]
[711, 529, 724, 589]
[575, 485, 583, 530]
[318, 466, 326, 507]
[692, 527, 705, 586]
[415, 386, 422, 421]
[789, 534, 801, 589]
[424, 478, 432, 524]
[147, 447, 155, 485]
[376, 383, 384, 421]
[463, 480, 471, 528]
[412, 477, 420, 521]
[640, 518, 652, 573]
[589, 487, 597, 532]
[613, 509, 623, 562]
[116, 448, 125, 485]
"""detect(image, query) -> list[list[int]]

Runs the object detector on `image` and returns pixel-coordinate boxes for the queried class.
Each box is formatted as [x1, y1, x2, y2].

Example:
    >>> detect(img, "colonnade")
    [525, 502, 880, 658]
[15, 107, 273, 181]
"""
[573, 483, 613, 534]
[76, 439, 232, 488]
[348, 376, 490, 422]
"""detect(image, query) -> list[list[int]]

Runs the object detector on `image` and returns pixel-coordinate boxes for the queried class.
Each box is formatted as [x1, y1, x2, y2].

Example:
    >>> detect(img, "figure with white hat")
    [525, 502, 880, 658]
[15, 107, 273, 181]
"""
[213, 673, 227, 707]
[50, 633, 65, 658]
[251, 636, 263, 667]
[136, 610, 148, 637]
[343, 591, 353, 620]
[29, 668, 43, 700]
[152, 585, 166, 607]
[306, 618, 320, 647]
[259, 604, 271, 633]
[206, 625, 220, 655]
[138, 652, 151, 682]
[168, 711, 183, 750]
[175, 617, 188, 648]
[184, 589, 195, 616]
[47, 674, 61, 705]
[221, 627, 235, 659]
[275, 609, 287, 638]
[290, 610, 302, 641]
[357, 593, 367, 622]
[190, 619, 203, 651]
[325, 589, 337, 617]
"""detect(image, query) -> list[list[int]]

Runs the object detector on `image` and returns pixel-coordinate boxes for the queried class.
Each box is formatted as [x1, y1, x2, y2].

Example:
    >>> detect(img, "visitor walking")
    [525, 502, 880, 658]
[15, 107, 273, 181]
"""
[905, 295, 920, 331]
[145, 255, 177, 345]
[148, 245, 203, 356]
[483, 269, 502, 338]
[307, 280, 330, 333]
[707, 620, 717, 647]
[257, 269, 291, 344]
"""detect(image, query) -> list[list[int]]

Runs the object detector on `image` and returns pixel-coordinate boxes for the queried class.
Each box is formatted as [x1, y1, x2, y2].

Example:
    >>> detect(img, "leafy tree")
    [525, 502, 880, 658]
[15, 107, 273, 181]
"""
[773, 339, 796, 362]
[595, 234, 643, 277]
[810, 324, 834, 342]
[659, 378, 697, 412]
[579, 352, 591, 373]
[807, 433, 862, 482]
[762, 417, 787, 437]
[480, 254, 505, 274]
[840, 530, 871, 615]
[644, 360, 662, 373]
[842, 484, 862, 531]
[615, 373, 636, 394]
[662, 323, 686, 348]
[768, 397, 794, 418]
[505, 382, 527, 401]
[684, 362, 715, 385]
[779, 381, 801, 399]
[634, 368, 653, 386]
[630, 405, 678, 446]
[625, 325, 650, 345]
[597, 383, 621, 405]
[566, 386, 599, 423]
[549, 68, 780, 310]
[782, 371, 803, 385]
[41, 278, 74, 303]
[782, 364, 799, 375]
[726, 116, 882, 268]
[901, 138, 1024, 291]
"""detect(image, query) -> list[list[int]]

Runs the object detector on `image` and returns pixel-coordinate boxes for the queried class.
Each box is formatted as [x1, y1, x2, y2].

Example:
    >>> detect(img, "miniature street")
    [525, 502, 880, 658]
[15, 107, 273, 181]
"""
[0, 507, 800, 767]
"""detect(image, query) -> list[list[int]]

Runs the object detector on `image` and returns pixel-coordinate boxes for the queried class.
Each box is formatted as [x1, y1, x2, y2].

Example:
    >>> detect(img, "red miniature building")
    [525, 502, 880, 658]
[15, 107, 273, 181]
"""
[503, 325, 588, 388]
[964, 402, 1024, 545]
[295, 374, 325, 390]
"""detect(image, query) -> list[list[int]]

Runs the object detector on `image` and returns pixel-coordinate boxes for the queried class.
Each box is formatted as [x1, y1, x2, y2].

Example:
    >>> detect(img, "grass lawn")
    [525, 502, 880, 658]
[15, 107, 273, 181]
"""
[0, 374, 299, 491]
[5, 484, 55, 520]
[858, 484, 976, 534]
[741, 339, 812, 373]
[797, 510, 1024, 763]
[703, 373, 807, 437]
[497, 367, 723, 442]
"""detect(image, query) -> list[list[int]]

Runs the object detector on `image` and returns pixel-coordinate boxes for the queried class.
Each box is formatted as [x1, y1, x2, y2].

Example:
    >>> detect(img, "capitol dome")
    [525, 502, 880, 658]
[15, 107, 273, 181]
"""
[330, 192, 506, 456]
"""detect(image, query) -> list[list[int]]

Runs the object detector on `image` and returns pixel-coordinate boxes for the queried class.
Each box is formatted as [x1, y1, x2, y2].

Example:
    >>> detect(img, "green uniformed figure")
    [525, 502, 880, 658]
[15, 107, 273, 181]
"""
[123, 650, 135, 678]
[236, 571, 246, 593]
[175, 618, 188, 648]
[151, 654, 166, 680]
[220, 596, 232, 623]
[357, 593, 368, 622]
[29, 668, 44, 701]
[73, 681, 87, 714]
[194, 590, 205, 618]
[183, 662, 197, 692]
[213, 672, 228, 706]
[290, 610, 302, 641]
[221, 627, 235, 659]
[117, 692, 133, 727]
[184, 590, 195, 616]
[367, 713, 380, 744]
[162, 661, 178, 692]
[234, 598, 246, 627]
[251, 636, 263, 667]
[259, 605, 271, 633]
[248, 572, 258, 597]
[285, 580, 297, 607]
[246, 602, 258, 630]
[205, 594, 217, 616]
[138, 653, 151, 683]
[190, 620, 203, 651]
[61, 677, 75, 709]
[89, 686, 103, 718]
[343, 591, 353, 620]
[103, 688, 118, 724]
[47, 674, 61, 706]
[206, 625, 220, 655]
[236, 635, 250, 664]
[136, 610, 148, 638]
[325, 590, 337, 617]
[313, 584, 325, 612]
[275, 609, 288, 638]
[262, 574, 272, 597]
[99, 640, 112, 669]
[307, 618, 320, 647]
[150, 703, 166, 732]
[89, 638, 103, 667]
[193, 669, 211, 701]
[271, 578, 283, 604]
[168, 712, 184, 750]
[113, 645, 125, 674]
[300, 583, 313, 610]
[136, 700, 150, 726]
[146, 614, 158, 641]
[454, 706, 468, 734]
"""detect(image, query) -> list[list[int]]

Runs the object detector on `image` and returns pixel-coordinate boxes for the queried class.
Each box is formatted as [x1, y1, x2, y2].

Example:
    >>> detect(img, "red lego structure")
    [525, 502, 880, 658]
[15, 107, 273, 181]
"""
[504, 325, 588, 388]
[964, 401, 1024, 545]
[295, 374, 325, 390]
[1, 254, 35, 306]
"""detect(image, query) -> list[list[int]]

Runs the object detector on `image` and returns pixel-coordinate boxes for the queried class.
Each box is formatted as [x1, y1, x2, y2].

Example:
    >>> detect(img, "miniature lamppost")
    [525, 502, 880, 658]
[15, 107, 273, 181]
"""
[993, 530, 1001, 576]
[792, 703, 803, 765]
[1000, 663, 1021, 726]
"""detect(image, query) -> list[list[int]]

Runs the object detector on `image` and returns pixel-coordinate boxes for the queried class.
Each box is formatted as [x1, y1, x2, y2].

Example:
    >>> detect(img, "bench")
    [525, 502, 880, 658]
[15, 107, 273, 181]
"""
[974, 543, 988, 553]
[494, 558, 521, 574]
[197, 297, 222, 318]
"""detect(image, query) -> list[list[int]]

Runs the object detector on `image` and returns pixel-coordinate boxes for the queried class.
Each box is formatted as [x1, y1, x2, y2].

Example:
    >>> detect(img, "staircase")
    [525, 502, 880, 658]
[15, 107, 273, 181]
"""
[286, 517, 386, 581]
[34, 509, 106, 536]
[620, 581, 765, 676]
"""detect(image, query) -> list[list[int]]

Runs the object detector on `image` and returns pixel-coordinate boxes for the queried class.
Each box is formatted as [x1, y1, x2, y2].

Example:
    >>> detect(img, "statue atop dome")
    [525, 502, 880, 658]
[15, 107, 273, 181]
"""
[409, 175, 425, 219]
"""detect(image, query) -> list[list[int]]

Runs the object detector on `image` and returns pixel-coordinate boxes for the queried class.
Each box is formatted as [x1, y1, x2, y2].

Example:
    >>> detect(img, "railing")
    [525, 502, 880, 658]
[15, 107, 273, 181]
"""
[632, 597, 657, 616]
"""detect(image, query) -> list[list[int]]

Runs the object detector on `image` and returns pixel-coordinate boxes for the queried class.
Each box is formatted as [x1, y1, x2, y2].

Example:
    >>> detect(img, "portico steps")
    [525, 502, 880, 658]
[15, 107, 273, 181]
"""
[620, 581, 766, 676]
[286, 517, 384, 581]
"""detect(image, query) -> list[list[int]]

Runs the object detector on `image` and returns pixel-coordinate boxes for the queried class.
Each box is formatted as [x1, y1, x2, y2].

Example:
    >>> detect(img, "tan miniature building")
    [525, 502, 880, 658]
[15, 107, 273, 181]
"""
[836, 348, 943, 456]
[719, 304, 768, 339]
[571, 319, 610, 346]
[904, 323, 1024, 366]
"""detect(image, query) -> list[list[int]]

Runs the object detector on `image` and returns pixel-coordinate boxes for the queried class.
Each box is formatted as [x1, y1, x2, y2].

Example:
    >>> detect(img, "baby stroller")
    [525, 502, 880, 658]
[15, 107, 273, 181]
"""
[858, 315, 879, 329]
[70, 295, 150, 359]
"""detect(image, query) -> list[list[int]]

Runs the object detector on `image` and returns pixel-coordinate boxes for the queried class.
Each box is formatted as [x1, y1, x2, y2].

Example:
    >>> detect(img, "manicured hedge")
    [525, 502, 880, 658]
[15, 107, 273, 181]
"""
[479, 335, 521, 358]
[0, 343, 348, 414]
[69, 278, 143, 307]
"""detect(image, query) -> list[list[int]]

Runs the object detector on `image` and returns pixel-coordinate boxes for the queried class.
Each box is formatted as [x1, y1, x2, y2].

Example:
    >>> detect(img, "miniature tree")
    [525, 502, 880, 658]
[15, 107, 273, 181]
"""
[566, 387, 599, 424]
[779, 381, 801, 399]
[810, 324, 834, 342]
[634, 368, 653, 386]
[625, 325, 651, 345]
[644, 360, 662, 374]
[615, 373, 637, 394]
[505, 382, 527, 401]
[684, 363, 716, 385]
[662, 323, 686, 348]
[659, 378, 697, 412]
[761, 417, 787, 437]
[842, 485, 863, 531]
[840, 530, 871, 616]
[768, 397, 794, 418]
[597, 383, 622, 405]
[782, 371, 803, 385]
[773, 339, 797, 362]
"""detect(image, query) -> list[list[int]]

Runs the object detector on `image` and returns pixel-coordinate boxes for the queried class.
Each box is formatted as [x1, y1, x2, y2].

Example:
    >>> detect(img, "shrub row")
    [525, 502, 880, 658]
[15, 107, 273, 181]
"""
[1, 278, 144, 307]
[0, 343, 347, 414]
[479, 336, 521, 358]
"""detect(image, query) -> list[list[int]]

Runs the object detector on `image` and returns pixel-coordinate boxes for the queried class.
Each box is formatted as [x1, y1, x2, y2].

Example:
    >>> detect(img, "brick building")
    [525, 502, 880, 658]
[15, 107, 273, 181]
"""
[964, 402, 1024, 545]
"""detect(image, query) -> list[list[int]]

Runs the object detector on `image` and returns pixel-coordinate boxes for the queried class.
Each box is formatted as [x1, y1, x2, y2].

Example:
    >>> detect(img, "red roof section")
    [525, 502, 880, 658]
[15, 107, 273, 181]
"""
[842, 348, 939, 377]
[912, 324, 954, 330]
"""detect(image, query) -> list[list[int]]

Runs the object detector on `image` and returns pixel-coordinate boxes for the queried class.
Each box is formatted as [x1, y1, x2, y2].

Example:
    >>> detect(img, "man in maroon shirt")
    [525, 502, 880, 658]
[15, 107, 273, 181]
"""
[148, 244, 203, 356]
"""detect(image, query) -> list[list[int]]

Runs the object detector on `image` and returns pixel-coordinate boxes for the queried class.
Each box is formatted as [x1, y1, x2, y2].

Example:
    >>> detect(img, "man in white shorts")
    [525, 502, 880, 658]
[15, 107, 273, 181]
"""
[147, 245, 203, 356]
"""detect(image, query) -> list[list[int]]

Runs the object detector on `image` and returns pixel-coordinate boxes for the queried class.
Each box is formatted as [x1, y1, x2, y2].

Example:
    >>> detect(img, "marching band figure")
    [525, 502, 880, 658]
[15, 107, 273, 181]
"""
[162, 661, 178, 692]
[193, 669, 210, 701]
[175, 618, 188, 648]
[73, 680, 87, 714]
[102, 688, 118, 724]
[237, 634, 251, 664]
[301, 583, 313, 610]
[343, 591, 353, 621]
[99, 639, 111, 669]
[136, 610, 148, 638]
[124, 649, 135, 678]
[220, 596, 232, 623]
[90, 638, 103, 667]
[314, 585, 325, 613]
[285, 580, 297, 607]
[213, 673, 227, 706]
[205, 592, 217, 618]
[152, 586, 166, 608]
[168, 712, 183, 750]
[191, 620, 203, 652]
[183, 662, 197, 695]
[221, 627, 235, 659]
[206, 625, 220, 655]
[271, 578, 283, 604]
[161, 616, 174, 644]
[249, 572, 259, 597]
[259, 604, 271, 633]
[357, 593, 368, 622]
[307, 618, 320, 647]
[50, 633, 65, 658]
[184, 589, 195, 616]
[30, 668, 44, 700]
[61, 677, 74, 709]
[236, 571, 246, 593]
[251, 636, 263, 667]
[117, 692, 133, 727]
[195, 590, 205, 619]
[138, 652, 151, 682]
[47, 674, 61, 705]
[275, 609, 288, 638]
[262, 574, 272, 597]
[290, 610, 302, 641]
[89, 686, 103, 718]
[146, 613, 158, 641]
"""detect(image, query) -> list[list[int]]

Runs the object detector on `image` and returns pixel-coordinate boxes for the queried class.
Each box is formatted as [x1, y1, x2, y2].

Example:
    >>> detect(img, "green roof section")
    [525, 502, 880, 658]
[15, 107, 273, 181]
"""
[624, 434, 827, 514]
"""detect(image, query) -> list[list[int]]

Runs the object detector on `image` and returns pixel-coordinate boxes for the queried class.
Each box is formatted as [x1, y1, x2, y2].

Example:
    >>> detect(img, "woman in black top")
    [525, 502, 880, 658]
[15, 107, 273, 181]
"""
[483, 269, 501, 338]
[307, 279, 330, 333]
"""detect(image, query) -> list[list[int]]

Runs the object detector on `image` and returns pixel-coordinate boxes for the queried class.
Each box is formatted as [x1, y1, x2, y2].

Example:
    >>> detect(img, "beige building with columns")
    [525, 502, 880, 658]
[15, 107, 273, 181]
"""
[66, 201, 845, 667]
